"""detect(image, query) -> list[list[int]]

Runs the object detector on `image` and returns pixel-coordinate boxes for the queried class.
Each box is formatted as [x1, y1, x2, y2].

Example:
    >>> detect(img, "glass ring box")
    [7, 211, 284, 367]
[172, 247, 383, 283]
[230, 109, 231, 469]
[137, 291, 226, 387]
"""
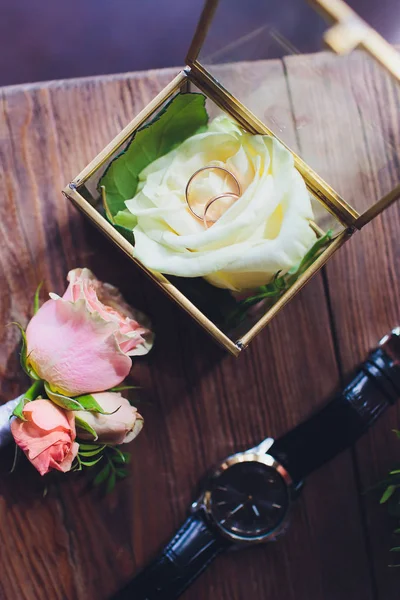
[63, 0, 400, 356]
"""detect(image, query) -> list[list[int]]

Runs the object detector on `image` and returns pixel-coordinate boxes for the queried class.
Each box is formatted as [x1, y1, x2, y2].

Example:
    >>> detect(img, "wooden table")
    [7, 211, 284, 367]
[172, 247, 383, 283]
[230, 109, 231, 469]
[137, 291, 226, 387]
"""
[0, 53, 399, 600]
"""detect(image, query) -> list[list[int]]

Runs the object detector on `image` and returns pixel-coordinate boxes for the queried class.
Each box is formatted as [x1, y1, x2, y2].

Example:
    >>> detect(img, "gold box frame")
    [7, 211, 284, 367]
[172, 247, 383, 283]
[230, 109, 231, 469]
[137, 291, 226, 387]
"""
[63, 0, 400, 356]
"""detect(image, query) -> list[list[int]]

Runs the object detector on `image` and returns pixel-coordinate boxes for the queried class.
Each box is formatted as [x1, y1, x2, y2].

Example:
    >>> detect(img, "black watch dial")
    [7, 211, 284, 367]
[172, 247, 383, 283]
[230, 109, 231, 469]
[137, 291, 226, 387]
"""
[209, 461, 289, 540]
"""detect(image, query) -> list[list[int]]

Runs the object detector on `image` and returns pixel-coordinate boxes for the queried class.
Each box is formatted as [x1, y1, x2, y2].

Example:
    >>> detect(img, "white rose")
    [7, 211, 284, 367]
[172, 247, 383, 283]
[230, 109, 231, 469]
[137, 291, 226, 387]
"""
[125, 115, 315, 291]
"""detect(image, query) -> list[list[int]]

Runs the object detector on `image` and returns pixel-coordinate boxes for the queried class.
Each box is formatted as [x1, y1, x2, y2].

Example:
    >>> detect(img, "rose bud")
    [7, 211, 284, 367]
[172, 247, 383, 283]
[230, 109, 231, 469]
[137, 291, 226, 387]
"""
[73, 392, 143, 445]
[11, 400, 78, 476]
[26, 268, 153, 397]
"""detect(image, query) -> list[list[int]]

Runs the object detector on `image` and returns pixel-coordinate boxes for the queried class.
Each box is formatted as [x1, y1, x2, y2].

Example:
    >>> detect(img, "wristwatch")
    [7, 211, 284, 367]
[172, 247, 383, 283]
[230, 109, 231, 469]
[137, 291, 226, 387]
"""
[113, 327, 400, 600]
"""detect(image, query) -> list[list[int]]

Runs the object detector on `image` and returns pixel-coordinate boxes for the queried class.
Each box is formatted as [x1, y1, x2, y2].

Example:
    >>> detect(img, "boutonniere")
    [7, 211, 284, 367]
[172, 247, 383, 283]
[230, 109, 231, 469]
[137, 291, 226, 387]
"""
[3, 268, 153, 492]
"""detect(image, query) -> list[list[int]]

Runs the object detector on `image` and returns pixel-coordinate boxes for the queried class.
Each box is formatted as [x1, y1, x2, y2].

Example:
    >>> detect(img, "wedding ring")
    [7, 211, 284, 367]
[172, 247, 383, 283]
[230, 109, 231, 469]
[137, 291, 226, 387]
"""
[203, 192, 240, 229]
[185, 166, 241, 223]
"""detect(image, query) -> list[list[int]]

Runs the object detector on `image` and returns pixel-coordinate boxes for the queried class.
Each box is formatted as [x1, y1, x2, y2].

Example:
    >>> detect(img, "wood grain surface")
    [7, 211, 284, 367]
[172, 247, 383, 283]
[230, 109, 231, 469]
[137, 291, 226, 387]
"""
[0, 53, 399, 600]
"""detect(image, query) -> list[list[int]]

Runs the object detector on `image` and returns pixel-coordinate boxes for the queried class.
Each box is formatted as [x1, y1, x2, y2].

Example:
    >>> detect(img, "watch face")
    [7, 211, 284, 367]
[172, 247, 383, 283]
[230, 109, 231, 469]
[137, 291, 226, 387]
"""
[209, 460, 289, 540]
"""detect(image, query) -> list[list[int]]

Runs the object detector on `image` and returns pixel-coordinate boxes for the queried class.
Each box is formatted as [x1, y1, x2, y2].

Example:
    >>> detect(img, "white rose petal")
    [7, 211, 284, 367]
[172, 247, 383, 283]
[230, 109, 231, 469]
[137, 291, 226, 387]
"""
[125, 114, 315, 291]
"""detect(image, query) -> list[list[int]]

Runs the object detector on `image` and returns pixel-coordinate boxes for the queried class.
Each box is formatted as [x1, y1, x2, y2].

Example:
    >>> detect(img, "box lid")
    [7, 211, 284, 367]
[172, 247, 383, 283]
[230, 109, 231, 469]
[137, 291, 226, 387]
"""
[186, 0, 400, 228]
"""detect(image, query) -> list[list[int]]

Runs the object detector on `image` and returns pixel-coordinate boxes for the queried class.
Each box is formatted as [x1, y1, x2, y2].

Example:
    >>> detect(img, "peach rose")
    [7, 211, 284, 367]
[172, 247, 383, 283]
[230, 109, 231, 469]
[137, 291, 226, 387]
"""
[26, 268, 153, 397]
[74, 392, 143, 445]
[11, 400, 79, 476]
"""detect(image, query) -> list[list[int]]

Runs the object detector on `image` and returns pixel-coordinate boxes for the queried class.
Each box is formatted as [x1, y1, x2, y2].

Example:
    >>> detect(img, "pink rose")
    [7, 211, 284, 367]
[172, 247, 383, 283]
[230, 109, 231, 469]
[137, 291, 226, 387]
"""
[74, 392, 143, 445]
[11, 400, 79, 476]
[26, 268, 153, 397]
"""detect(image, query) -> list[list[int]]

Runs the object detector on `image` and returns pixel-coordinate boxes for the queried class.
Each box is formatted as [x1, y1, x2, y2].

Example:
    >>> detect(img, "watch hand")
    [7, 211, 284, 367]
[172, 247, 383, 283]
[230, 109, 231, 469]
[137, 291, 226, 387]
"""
[216, 483, 247, 501]
[254, 498, 281, 510]
[220, 502, 245, 524]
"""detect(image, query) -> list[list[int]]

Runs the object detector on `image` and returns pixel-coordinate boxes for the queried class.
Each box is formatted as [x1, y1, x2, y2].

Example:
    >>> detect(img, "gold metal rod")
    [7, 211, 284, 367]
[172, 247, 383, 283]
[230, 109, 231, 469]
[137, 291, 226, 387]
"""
[238, 229, 352, 348]
[354, 183, 400, 229]
[311, 0, 400, 81]
[186, 0, 219, 65]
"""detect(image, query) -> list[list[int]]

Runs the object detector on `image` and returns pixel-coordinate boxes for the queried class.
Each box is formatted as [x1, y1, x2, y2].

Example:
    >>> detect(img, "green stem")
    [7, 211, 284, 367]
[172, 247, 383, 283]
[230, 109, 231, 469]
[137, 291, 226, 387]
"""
[24, 380, 44, 401]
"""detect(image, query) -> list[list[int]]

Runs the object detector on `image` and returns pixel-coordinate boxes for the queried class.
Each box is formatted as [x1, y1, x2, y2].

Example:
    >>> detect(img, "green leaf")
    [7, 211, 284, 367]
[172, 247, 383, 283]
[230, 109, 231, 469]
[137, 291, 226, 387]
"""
[100, 185, 115, 224]
[390, 547, 400, 552]
[114, 210, 138, 230]
[79, 443, 103, 451]
[10, 322, 40, 380]
[93, 463, 111, 486]
[80, 455, 104, 468]
[390, 470, 400, 475]
[106, 471, 117, 494]
[75, 415, 98, 441]
[33, 282, 43, 315]
[72, 455, 83, 472]
[74, 393, 109, 414]
[393, 430, 400, 439]
[79, 447, 105, 458]
[115, 468, 129, 479]
[110, 385, 140, 392]
[380, 484, 396, 504]
[113, 452, 131, 465]
[223, 229, 334, 329]
[12, 397, 29, 421]
[12, 381, 44, 421]
[99, 92, 209, 218]
[45, 383, 84, 411]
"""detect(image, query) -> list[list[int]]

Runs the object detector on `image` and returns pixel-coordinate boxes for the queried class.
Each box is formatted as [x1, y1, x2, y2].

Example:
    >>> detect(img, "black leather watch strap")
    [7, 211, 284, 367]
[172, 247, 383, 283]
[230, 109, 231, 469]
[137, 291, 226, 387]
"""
[269, 346, 400, 484]
[112, 513, 228, 600]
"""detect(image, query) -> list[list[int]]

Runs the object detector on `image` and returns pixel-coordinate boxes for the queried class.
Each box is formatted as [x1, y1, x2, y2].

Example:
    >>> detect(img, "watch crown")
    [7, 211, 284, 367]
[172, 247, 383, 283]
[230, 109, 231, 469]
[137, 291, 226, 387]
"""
[379, 327, 400, 363]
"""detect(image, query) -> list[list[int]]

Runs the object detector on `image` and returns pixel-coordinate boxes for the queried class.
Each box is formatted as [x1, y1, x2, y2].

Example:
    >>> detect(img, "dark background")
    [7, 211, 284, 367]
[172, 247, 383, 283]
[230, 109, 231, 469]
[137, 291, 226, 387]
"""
[0, 0, 398, 87]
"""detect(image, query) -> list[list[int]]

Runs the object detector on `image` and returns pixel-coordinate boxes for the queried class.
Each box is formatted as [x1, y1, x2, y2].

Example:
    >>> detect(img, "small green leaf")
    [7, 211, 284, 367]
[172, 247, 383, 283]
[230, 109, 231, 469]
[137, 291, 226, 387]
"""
[80, 456, 104, 468]
[100, 185, 115, 224]
[75, 415, 98, 441]
[113, 452, 131, 465]
[393, 528, 400, 534]
[93, 464, 111, 486]
[10, 322, 40, 380]
[74, 394, 107, 413]
[79, 444, 103, 451]
[74, 394, 120, 415]
[12, 381, 44, 421]
[224, 229, 333, 329]
[33, 282, 43, 315]
[114, 210, 138, 230]
[393, 430, 400, 439]
[390, 547, 400, 552]
[12, 397, 29, 421]
[115, 468, 129, 479]
[99, 92, 209, 218]
[380, 485, 396, 504]
[79, 446, 106, 458]
[72, 455, 83, 472]
[106, 471, 117, 494]
[45, 383, 84, 411]
[390, 470, 400, 475]
[110, 385, 140, 392]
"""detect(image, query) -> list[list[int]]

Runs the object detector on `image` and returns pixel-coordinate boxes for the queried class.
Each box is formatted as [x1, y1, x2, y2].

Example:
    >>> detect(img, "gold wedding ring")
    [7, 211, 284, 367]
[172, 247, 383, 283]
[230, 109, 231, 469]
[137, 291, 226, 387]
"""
[203, 192, 240, 229]
[185, 166, 241, 226]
